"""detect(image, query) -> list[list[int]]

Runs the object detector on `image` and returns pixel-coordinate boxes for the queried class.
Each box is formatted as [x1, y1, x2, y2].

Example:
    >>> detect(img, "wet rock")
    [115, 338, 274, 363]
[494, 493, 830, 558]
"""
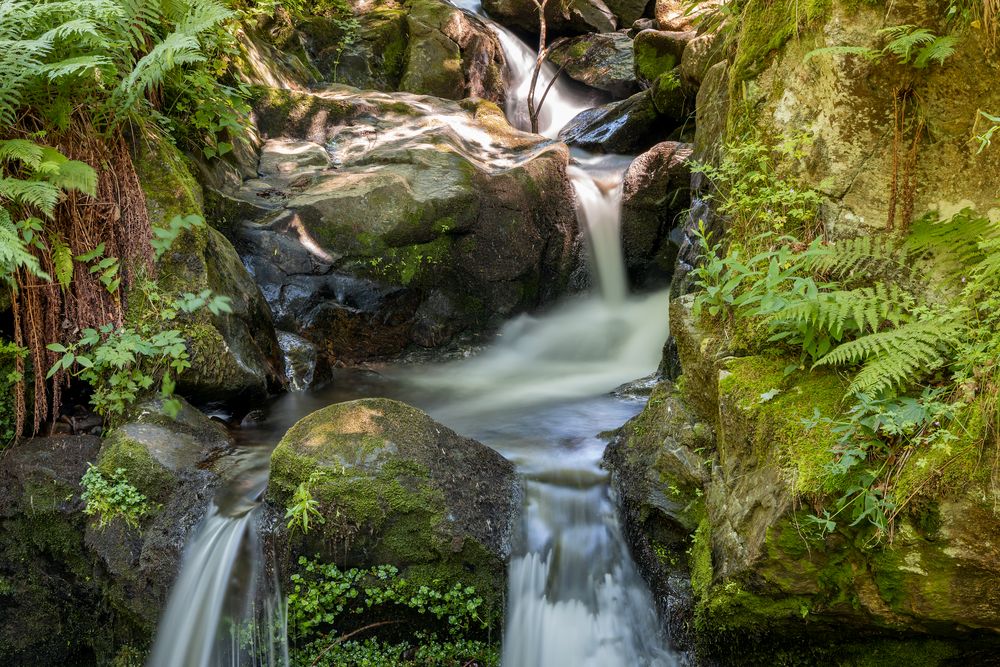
[228, 87, 579, 367]
[482, 0, 617, 36]
[401, 0, 507, 104]
[548, 32, 639, 98]
[655, 0, 720, 31]
[560, 90, 657, 152]
[0, 400, 233, 664]
[621, 141, 693, 287]
[305, 7, 409, 90]
[266, 398, 520, 615]
[277, 330, 317, 391]
[633, 28, 695, 85]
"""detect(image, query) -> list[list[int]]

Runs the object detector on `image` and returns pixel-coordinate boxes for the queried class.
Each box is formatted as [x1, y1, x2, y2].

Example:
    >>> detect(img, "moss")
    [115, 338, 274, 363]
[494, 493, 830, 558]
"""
[727, 0, 832, 86]
[690, 517, 714, 597]
[97, 432, 176, 505]
[719, 355, 848, 494]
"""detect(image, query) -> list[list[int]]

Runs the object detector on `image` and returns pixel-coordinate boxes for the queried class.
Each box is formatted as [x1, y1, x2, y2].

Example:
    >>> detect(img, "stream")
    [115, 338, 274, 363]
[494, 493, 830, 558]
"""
[149, 3, 680, 665]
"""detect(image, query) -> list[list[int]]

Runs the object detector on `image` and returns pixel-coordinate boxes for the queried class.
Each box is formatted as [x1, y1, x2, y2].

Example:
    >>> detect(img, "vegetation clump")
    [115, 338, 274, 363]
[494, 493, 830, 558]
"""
[80, 464, 152, 529]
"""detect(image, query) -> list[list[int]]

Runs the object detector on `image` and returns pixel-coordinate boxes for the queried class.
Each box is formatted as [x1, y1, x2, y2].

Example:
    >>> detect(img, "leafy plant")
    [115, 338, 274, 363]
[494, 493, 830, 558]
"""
[80, 464, 152, 528]
[47, 215, 232, 422]
[803, 389, 958, 538]
[287, 556, 496, 667]
[975, 110, 1000, 154]
[285, 470, 326, 535]
[804, 24, 958, 69]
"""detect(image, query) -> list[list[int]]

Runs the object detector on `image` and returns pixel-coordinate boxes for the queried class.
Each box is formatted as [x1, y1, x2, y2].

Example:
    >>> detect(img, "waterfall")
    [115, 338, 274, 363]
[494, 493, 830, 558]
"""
[148, 450, 287, 667]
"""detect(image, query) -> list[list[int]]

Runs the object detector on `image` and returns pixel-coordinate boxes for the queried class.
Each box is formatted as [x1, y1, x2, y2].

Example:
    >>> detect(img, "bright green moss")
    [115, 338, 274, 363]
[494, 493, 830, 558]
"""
[719, 355, 847, 494]
[96, 432, 176, 505]
[690, 518, 714, 597]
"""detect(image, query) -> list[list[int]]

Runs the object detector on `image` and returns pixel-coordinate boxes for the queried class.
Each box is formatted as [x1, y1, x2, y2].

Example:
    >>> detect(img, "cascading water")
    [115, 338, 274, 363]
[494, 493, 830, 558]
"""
[152, 2, 679, 664]
[148, 447, 288, 667]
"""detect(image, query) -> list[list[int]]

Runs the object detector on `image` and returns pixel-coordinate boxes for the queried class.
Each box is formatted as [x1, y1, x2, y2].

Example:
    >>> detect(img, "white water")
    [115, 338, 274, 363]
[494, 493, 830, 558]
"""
[148, 450, 287, 667]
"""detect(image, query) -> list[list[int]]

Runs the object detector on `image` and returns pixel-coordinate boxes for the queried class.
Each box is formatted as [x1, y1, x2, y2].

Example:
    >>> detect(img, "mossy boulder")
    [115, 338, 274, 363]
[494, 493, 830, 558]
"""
[134, 136, 285, 404]
[621, 141, 693, 287]
[633, 28, 694, 85]
[84, 397, 230, 630]
[548, 32, 639, 97]
[400, 0, 506, 103]
[228, 87, 578, 368]
[266, 398, 519, 614]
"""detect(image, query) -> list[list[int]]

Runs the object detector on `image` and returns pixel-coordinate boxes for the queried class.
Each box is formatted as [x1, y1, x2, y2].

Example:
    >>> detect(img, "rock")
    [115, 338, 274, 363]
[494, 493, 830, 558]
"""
[277, 330, 318, 392]
[633, 29, 694, 85]
[693, 59, 729, 162]
[400, 0, 507, 104]
[621, 141, 693, 287]
[630, 17, 658, 34]
[679, 31, 724, 92]
[84, 398, 230, 627]
[228, 88, 579, 368]
[266, 398, 520, 615]
[605, 0, 652, 26]
[0, 400, 232, 663]
[482, 0, 617, 36]
[549, 32, 639, 98]
[309, 8, 409, 91]
[136, 136, 286, 404]
[604, 381, 713, 646]
[235, 29, 315, 90]
[655, 0, 720, 31]
[560, 90, 658, 152]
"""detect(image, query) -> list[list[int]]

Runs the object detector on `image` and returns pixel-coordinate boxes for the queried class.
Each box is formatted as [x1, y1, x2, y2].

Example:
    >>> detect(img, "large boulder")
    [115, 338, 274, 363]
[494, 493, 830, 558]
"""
[0, 399, 233, 665]
[400, 0, 507, 103]
[266, 398, 519, 614]
[482, 0, 617, 36]
[548, 32, 639, 98]
[220, 87, 579, 371]
[136, 137, 285, 404]
[621, 141, 692, 287]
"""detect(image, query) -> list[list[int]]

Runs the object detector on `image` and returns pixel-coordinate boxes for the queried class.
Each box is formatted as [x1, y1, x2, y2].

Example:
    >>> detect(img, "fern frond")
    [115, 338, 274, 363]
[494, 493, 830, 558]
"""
[801, 235, 908, 279]
[914, 36, 957, 68]
[0, 178, 62, 218]
[50, 160, 98, 197]
[0, 140, 44, 168]
[114, 31, 204, 111]
[816, 318, 961, 395]
[772, 282, 916, 337]
[42, 55, 114, 81]
[0, 207, 47, 285]
[175, 0, 231, 36]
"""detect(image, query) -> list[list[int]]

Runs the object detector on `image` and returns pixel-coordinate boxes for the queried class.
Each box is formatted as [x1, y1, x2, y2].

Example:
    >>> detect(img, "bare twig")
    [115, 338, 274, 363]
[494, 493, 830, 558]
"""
[309, 620, 403, 667]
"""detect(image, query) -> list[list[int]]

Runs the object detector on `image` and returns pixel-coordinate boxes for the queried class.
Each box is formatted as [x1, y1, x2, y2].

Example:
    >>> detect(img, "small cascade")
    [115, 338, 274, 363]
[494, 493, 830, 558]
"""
[148, 449, 287, 667]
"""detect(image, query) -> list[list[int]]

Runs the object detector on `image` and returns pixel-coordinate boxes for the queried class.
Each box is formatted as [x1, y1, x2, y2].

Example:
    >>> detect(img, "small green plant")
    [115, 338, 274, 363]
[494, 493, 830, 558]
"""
[805, 24, 957, 69]
[80, 464, 152, 529]
[974, 110, 1000, 153]
[287, 556, 496, 667]
[285, 471, 326, 535]
[803, 389, 959, 539]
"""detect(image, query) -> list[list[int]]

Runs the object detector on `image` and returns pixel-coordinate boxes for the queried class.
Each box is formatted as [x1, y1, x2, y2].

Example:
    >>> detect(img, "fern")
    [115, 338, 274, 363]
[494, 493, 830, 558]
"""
[800, 235, 909, 280]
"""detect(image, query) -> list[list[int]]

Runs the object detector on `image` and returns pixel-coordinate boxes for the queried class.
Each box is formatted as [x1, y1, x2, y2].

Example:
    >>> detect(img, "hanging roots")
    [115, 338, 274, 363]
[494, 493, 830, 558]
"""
[9, 117, 153, 437]
[887, 89, 922, 234]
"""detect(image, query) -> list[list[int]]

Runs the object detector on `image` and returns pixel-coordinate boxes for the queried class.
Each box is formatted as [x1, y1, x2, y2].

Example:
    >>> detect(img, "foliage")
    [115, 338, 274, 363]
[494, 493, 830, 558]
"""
[690, 135, 823, 244]
[974, 110, 1000, 153]
[0, 340, 27, 449]
[804, 24, 957, 69]
[80, 463, 152, 528]
[288, 556, 497, 667]
[46, 215, 232, 422]
[285, 470, 326, 535]
[803, 389, 958, 538]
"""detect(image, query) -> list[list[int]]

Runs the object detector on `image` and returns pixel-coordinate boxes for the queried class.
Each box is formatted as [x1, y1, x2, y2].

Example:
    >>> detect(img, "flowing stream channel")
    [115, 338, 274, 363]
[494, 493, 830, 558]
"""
[149, 3, 680, 665]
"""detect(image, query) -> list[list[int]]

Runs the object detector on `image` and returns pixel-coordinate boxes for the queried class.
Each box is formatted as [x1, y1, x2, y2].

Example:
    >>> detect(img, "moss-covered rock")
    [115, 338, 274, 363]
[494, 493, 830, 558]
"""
[633, 29, 694, 85]
[400, 0, 506, 103]
[134, 136, 285, 404]
[482, 0, 617, 36]
[229, 86, 578, 367]
[266, 398, 519, 615]
[548, 31, 639, 97]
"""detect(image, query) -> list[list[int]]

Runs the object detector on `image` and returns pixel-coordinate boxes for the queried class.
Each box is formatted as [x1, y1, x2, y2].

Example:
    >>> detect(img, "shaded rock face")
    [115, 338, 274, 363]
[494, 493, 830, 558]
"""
[549, 31, 639, 98]
[603, 381, 713, 651]
[621, 141, 693, 288]
[0, 400, 232, 665]
[559, 72, 687, 152]
[220, 88, 579, 370]
[633, 28, 694, 85]
[136, 137, 286, 404]
[266, 398, 519, 614]
[617, 296, 1000, 663]
[482, 0, 617, 35]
